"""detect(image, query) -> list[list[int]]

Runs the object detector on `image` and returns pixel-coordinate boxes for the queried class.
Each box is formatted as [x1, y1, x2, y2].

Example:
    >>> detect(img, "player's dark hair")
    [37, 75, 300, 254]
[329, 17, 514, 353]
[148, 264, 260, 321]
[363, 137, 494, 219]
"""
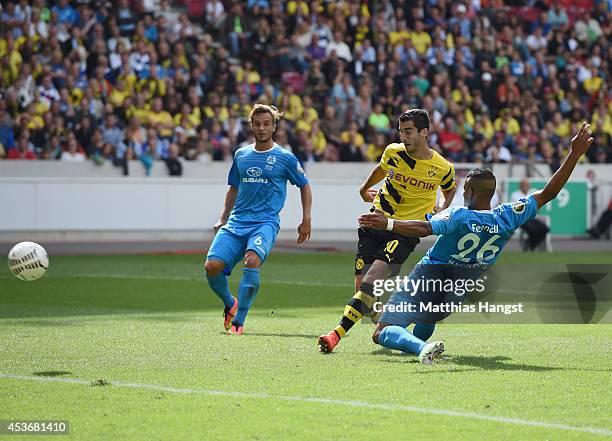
[466, 168, 495, 180]
[399, 109, 430, 131]
[466, 168, 496, 199]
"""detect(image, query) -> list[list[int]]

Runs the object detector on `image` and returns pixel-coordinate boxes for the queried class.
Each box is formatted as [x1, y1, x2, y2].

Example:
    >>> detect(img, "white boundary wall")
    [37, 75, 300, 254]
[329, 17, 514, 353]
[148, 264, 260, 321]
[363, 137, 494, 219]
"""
[1, 161, 611, 240]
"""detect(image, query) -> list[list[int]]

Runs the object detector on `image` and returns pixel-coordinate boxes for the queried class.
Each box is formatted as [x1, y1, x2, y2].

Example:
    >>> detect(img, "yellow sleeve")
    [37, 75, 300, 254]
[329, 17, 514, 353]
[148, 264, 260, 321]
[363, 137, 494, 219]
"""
[440, 162, 456, 191]
[379, 146, 395, 171]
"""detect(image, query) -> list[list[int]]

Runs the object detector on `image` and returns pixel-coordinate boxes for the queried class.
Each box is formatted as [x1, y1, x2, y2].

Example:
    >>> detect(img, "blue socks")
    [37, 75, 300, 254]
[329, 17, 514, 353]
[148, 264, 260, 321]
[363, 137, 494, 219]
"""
[206, 272, 234, 308]
[206, 266, 261, 326]
[413, 323, 436, 341]
[233, 267, 260, 326]
[378, 325, 427, 355]
[377, 324, 436, 355]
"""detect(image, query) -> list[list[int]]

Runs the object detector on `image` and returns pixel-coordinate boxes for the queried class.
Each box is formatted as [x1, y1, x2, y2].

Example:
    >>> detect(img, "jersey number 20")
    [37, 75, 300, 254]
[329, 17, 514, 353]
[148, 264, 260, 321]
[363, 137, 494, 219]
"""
[450, 233, 500, 263]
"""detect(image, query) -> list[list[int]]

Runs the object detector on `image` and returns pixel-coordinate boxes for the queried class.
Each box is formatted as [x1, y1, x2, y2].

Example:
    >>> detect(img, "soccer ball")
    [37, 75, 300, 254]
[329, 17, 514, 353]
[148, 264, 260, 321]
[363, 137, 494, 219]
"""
[7, 242, 49, 281]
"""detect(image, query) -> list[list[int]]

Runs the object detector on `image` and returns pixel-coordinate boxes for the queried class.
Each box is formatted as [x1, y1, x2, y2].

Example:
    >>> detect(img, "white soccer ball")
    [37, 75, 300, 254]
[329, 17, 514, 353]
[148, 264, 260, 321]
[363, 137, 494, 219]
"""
[7, 242, 49, 281]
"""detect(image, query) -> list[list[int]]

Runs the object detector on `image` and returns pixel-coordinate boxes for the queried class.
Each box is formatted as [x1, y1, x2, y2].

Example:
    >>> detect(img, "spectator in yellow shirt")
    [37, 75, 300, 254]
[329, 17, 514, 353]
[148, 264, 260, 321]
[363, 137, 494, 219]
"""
[340, 121, 365, 148]
[286, 0, 309, 15]
[1, 37, 22, 87]
[552, 111, 571, 138]
[173, 103, 201, 129]
[300, 96, 319, 127]
[277, 85, 303, 122]
[494, 109, 520, 136]
[389, 19, 411, 49]
[583, 66, 603, 94]
[108, 79, 130, 107]
[592, 103, 612, 137]
[310, 120, 327, 157]
[147, 97, 174, 138]
[365, 132, 387, 162]
[411, 20, 432, 56]
[475, 114, 495, 140]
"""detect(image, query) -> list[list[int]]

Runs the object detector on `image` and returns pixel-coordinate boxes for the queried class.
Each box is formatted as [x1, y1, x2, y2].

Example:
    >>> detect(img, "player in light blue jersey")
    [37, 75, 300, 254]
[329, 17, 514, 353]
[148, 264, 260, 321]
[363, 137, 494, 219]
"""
[358, 123, 594, 363]
[204, 104, 312, 335]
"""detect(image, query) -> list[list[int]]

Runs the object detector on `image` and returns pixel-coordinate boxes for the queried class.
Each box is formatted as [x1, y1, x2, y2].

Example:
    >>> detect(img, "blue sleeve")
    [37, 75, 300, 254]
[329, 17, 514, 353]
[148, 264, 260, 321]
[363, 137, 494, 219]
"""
[501, 195, 538, 230]
[285, 154, 309, 187]
[428, 207, 462, 236]
[227, 157, 240, 188]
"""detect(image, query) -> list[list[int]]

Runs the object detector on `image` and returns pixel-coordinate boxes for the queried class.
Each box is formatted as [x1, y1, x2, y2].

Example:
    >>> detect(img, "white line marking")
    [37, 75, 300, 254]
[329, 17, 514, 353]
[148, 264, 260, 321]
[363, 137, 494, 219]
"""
[1, 373, 610, 436]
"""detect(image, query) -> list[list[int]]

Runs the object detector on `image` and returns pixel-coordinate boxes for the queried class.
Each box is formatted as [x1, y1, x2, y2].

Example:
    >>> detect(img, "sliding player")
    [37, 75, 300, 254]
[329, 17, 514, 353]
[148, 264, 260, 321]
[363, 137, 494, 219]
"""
[318, 109, 456, 353]
[204, 104, 312, 334]
[358, 123, 594, 363]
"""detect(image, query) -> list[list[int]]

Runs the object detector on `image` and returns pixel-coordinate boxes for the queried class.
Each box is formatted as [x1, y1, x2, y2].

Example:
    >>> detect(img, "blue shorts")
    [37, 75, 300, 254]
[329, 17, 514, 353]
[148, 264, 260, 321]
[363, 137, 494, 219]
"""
[379, 263, 487, 326]
[206, 222, 279, 273]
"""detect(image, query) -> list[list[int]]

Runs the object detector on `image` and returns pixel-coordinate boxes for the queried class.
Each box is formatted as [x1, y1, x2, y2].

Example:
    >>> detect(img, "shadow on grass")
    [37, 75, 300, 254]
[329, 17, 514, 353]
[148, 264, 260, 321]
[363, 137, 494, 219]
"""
[447, 355, 612, 373]
[443, 355, 562, 372]
[33, 371, 72, 377]
[370, 348, 479, 372]
[369, 348, 409, 357]
[370, 349, 565, 372]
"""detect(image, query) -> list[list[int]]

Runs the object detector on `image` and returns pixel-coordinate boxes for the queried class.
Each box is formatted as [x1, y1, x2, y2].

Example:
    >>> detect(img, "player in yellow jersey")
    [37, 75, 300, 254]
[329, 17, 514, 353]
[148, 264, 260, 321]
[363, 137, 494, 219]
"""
[318, 109, 456, 353]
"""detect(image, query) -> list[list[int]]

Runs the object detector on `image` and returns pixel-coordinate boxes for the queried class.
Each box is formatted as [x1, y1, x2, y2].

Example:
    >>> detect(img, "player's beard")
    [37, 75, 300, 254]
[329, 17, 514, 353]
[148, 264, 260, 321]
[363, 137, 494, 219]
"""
[403, 142, 416, 153]
[255, 132, 272, 143]
[404, 137, 426, 154]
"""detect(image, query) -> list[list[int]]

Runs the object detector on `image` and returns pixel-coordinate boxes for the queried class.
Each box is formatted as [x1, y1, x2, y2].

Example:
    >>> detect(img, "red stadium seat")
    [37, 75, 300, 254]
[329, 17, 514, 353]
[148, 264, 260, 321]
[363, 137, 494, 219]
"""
[512, 6, 541, 23]
[282, 72, 305, 94]
[187, 0, 206, 18]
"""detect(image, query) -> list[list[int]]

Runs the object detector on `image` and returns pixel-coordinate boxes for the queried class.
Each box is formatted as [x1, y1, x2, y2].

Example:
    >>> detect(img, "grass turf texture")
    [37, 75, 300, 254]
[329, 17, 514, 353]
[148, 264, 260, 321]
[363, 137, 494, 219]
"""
[0, 251, 611, 440]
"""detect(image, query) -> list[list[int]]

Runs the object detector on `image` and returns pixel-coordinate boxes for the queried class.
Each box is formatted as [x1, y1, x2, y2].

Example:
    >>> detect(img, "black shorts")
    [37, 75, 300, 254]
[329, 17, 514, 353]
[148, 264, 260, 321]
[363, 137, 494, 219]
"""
[354, 227, 420, 276]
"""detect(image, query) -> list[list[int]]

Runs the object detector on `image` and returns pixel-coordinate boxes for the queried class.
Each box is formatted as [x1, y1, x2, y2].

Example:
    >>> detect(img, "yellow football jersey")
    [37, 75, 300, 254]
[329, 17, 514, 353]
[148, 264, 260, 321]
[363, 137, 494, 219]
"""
[373, 143, 456, 221]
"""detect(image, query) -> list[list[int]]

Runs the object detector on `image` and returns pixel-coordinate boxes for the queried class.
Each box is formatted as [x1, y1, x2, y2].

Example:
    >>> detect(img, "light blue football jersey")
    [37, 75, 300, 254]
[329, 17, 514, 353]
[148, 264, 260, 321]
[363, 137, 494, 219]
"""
[421, 195, 538, 266]
[226, 144, 308, 228]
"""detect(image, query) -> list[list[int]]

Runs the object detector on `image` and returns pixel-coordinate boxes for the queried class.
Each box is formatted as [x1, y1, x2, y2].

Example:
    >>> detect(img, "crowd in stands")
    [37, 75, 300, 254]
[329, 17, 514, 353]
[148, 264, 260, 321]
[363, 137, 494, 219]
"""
[0, 0, 610, 172]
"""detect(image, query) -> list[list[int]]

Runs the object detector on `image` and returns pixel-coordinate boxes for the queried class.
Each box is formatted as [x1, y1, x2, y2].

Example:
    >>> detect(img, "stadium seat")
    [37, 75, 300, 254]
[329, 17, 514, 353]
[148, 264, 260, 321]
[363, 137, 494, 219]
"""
[281, 72, 305, 95]
[187, 0, 206, 18]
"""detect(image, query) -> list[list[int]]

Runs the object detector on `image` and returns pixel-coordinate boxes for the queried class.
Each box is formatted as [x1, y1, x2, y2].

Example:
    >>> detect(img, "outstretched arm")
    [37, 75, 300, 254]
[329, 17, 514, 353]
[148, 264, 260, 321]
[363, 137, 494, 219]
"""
[436, 186, 456, 212]
[358, 212, 433, 237]
[214, 186, 238, 233]
[297, 184, 312, 244]
[359, 165, 387, 202]
[532, 123, 594, 209]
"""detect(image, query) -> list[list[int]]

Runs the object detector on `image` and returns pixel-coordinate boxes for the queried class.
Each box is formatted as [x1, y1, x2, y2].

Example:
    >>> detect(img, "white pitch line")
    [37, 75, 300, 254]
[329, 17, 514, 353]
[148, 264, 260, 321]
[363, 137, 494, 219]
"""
[1, 373, 610, 436]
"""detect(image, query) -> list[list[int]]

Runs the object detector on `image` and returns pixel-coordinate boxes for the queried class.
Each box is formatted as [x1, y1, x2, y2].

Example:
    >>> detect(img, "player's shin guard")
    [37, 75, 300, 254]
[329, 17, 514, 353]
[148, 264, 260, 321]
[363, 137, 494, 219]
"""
[377, 325, 427, 355]
[333, 282, 376, 339]
[233, 267, 260, 326]
[413, 323, 436, 341]
[206, 272, 234, 308]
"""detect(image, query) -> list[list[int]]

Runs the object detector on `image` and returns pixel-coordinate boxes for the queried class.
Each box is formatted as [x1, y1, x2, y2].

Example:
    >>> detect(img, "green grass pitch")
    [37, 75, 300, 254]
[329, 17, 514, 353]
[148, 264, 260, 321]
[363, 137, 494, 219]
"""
[1, 251, 611, 440]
